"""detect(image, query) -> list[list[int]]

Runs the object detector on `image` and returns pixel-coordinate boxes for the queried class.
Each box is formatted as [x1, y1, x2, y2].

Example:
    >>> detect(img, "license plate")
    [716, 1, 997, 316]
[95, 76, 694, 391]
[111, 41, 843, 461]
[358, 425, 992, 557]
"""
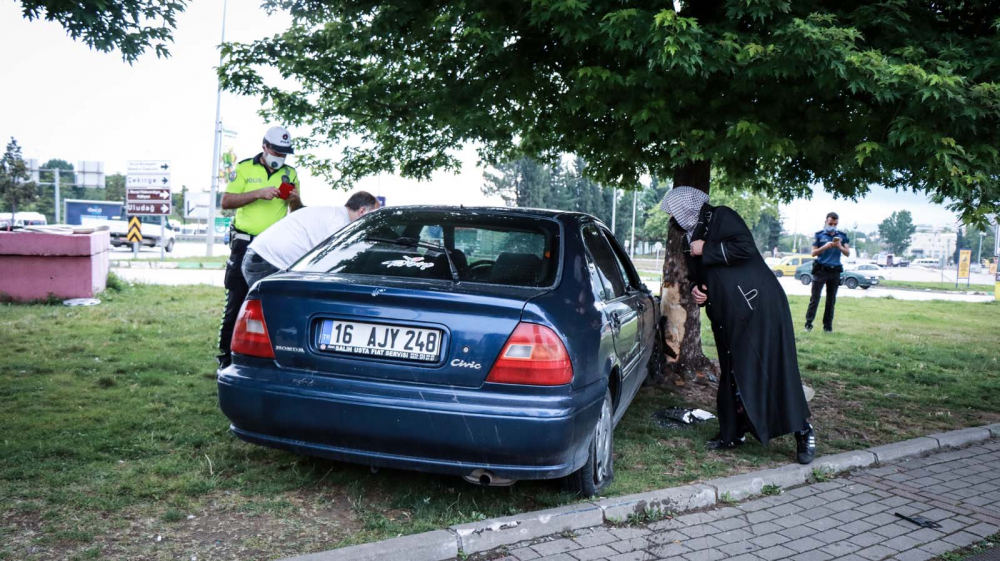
[871, 279, 879, 285]
[317, 319, 442, 362]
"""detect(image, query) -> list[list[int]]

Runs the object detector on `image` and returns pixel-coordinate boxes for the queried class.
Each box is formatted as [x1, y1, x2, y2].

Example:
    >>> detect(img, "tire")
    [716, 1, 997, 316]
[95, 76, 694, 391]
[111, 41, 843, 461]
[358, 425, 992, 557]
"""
[165, 238, 175, 253]
[800, 274, 812, 285]
[845, 277, 859, 289]
[861, 286, 870, 290]
[563, 389, 614, 497]
[775, 270, 784, 277]
[645, 328, 665, 385]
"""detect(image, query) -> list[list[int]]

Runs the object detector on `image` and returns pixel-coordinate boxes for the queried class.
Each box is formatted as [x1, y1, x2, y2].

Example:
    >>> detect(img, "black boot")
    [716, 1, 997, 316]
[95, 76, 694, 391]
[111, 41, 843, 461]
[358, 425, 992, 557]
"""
[706, 433, 746, 450]
[795, 424, 816, 464]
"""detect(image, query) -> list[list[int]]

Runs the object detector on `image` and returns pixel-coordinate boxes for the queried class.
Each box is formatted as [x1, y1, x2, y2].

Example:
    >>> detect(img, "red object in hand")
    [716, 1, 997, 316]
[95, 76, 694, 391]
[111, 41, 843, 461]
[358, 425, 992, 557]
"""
[278, 182, 294, 200]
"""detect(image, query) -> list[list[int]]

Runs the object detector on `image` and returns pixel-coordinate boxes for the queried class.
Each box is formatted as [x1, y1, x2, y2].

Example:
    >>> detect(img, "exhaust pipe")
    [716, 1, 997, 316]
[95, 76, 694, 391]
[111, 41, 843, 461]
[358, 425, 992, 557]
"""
[463, 468, 515, 487]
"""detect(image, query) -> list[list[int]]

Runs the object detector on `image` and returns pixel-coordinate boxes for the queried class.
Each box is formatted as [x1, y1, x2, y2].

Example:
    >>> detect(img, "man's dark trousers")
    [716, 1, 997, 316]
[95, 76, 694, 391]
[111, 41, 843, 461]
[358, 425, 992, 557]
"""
[218, 233, 252, 368]
[805, 267, 840, 330]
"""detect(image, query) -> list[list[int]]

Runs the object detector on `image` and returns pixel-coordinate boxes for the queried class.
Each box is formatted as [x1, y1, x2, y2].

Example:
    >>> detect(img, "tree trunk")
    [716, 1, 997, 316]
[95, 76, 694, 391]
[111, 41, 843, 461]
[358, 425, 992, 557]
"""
[8, 200, 16, 231]
[659, 160, 715, 380]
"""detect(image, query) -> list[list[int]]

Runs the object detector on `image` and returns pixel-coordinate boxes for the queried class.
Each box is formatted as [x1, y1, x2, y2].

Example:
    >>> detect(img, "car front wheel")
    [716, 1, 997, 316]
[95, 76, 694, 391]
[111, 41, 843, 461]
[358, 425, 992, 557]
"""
[564, 389, 614, 497]
[845, 278, 859, 289]
[800, 274, 812, 285]
[774, 270, 784, 277]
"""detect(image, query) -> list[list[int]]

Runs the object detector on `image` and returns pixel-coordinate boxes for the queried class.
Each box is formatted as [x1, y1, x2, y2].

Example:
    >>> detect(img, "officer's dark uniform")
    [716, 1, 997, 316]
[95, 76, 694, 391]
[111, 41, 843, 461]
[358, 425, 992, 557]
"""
[217, 154, 299, 367]
[805, 228, 850, 331]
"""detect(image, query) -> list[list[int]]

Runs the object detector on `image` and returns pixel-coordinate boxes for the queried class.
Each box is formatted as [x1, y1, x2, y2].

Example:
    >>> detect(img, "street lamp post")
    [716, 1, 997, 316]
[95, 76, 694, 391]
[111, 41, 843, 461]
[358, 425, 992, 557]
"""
[206, 0, 228, 257]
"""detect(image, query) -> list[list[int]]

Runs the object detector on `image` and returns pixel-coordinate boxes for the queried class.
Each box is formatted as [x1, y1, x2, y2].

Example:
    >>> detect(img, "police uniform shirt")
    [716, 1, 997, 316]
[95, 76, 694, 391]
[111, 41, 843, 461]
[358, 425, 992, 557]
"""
[813, 229, 850, 267]
[225, 154, 300, 236]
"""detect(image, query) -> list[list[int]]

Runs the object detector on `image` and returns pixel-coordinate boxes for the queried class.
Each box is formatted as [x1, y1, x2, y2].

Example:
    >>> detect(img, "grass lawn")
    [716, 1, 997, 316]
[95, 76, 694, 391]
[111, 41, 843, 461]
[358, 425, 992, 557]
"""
[1, 285, 998, 560]
[880, 280, 995, 293]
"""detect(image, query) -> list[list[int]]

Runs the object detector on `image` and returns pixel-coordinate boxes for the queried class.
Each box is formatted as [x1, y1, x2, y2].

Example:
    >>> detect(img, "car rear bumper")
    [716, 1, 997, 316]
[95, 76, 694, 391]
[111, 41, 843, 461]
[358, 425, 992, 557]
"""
[217, 364, 604, 480]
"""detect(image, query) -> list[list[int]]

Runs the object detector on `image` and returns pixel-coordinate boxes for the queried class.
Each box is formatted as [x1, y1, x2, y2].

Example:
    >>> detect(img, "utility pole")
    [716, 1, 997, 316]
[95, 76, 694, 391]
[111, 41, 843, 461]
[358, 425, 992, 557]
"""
[630, 190, 637, 259]
[610, 188, 617, 235]
[206, 0, 228, 257]
[978, 231, 986, 265]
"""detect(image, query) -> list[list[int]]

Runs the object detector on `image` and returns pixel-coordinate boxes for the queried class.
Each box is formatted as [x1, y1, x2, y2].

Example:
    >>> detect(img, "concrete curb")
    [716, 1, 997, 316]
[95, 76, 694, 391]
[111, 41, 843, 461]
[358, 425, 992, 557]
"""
[275, 424, 997, 561]
[110, 260, 224, 270]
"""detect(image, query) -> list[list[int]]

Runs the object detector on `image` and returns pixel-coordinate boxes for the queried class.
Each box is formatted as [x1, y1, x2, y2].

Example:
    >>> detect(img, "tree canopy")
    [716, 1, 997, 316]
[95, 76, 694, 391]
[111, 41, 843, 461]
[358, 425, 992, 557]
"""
[16, 0, 187, 62]
[223, 0, 1000, 225]
[1, 138, 38, 228]
[878, 209, 917, 255]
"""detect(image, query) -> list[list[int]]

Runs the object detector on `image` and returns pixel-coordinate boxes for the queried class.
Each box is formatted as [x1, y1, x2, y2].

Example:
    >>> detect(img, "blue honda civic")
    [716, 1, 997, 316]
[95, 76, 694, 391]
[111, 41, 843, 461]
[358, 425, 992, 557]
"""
[217, 207, 662, 496]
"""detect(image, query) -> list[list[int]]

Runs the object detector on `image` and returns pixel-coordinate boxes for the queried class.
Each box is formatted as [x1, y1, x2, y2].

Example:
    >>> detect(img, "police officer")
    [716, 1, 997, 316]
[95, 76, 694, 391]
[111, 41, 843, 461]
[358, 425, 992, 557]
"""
[805, 212, 850, 333]
[217, 126, 302, 367]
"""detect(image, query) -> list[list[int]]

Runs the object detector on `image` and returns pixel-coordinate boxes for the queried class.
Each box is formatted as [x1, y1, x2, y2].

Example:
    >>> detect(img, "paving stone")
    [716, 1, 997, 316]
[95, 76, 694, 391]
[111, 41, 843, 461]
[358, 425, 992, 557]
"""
[783, 536, 825, 554]
[777, 525, 815, 541]
[572, 529, 618, 549]
[678, 524, 716, 539]
[647, 541, 692, 558]
[605, 552, 649, 561]
[755, 545, 797, 560]
[818, 540, 865, 557]
[569, 545, 618, 561]
[716, 528, 755, 545]
[683, 536, 726, 551]
[857, 501, 892, 515]
[812, 528, 852, 544]
[890, 549, 936, 561]
[528, 554, 576, 561]
[530, 538, 580, 557]
[816, 489, 852, 502]
[942, 531, 982, 548]
[675, 512, 721, 526]
[832, 510, 869, 524]
[857, 544, 898, 560]
[712, 516, 750, 532]
[787, 551, 833, 561]
[726, 555, 764, 561]
[966, 522, 1000, 537]
[707, 506, 746, 521]
[905, 527, 946, 545]
[746, 510, 778, 524]
[872, 522, 913, 539]
[919, 540, 958, 555]
[747, 521, 784, 536]
[682, 548, 728, 561]
[772, 514, 811, 530]
[718, 541, 760, 556]
[509, 547, 540, 561]
[805, 516, 843, 532]
[748, 533, 787, 549]
[646, 530, 689, 546]
[915, 508, 954, 522]
[881, 534, 922, 552]
[799, 506, 838, 522]
[849, 529, 890, 548]
[791, 495, 827, 509]
[824, 498, 861, 513]
[768, 503, 802, 517]
[607, 537, 649, 554]
[839, 520, 877, 535]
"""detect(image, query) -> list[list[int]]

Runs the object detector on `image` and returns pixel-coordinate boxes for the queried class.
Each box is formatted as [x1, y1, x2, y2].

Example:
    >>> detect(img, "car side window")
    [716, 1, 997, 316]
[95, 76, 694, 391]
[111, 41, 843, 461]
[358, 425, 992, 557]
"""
[791, 258, 799, 266]
[600, 228, 642, 292]
[582, 225, 625, 300]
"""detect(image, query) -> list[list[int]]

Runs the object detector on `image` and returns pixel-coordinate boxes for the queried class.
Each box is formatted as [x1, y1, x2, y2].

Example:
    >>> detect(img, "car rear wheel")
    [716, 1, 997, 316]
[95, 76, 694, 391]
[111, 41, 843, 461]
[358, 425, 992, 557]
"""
[563, 389, 614, 497]
[165, 239, 175, 253]
[845, 278, 859, 289]
[799, 274, 812, 285]
[774, 270, 784, 277]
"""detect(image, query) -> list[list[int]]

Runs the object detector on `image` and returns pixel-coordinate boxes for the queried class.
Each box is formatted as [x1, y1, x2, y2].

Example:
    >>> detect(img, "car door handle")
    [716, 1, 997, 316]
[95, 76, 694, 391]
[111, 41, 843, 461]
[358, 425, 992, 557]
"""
[610, 312, 621, 329]
[636, 301, 645, 312]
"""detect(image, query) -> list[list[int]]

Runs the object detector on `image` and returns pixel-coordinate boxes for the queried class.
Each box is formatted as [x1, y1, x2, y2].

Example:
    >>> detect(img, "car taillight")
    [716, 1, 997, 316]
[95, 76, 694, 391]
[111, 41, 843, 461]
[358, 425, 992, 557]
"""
[486, 322, 573, 386]
[231, 299, 275, 359]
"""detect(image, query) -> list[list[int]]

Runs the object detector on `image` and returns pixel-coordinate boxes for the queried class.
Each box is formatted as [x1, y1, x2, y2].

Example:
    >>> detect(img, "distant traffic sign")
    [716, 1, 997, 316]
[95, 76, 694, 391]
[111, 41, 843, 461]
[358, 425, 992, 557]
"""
[126, 202, 171, 215]
[127, 174, 170, 187]
[127, 217, 142, 243]
[127, 188, 171, 202]
[127, 159, 171, 216]
[127, 160, 171, 174]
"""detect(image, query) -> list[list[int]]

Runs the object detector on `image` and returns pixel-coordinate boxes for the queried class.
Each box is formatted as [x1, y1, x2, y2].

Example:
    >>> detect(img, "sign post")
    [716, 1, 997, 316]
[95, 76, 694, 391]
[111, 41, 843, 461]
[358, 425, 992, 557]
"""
[957, 249, 972, 288]
[127, 216, 142, 257]
[127, 160, 172, 261]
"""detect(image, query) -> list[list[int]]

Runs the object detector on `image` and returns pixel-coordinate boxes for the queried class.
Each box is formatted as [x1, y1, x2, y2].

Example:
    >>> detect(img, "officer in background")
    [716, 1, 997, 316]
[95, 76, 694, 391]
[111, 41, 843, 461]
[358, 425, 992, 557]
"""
[217, 126, 302, 367]
[805, 212, 850, 333]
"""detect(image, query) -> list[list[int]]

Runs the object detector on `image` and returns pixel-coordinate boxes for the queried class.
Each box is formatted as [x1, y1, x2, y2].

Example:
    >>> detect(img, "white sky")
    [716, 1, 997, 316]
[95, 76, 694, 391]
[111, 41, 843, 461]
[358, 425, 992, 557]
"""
[0, 1, 965, 233]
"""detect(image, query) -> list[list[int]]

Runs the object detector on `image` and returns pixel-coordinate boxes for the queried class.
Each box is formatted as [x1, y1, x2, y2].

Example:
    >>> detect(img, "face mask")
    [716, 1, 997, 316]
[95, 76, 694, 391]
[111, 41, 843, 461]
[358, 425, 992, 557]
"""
[824, 225, 836, 233]
[265, 153, 286, 169]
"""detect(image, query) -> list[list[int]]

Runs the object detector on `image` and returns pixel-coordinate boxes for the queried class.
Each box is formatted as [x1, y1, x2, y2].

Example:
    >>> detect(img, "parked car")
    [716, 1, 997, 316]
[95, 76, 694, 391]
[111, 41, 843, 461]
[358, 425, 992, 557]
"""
[108, 215, 176, 251]
[217, 207, 662, 496]
[771, 255, 815, 277]
[795, 262, 879, 289]
[847, 262, 891, 280]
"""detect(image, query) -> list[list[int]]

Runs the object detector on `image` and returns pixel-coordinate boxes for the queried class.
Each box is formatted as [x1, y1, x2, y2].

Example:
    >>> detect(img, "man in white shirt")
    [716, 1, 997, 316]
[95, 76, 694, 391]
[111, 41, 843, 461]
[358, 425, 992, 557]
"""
[241, 191, 380, 287]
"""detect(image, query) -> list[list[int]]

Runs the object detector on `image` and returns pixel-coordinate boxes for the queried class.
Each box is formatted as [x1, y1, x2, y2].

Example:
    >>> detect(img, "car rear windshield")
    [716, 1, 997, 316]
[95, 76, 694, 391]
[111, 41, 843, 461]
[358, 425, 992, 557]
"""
[291, 209, 562, 287]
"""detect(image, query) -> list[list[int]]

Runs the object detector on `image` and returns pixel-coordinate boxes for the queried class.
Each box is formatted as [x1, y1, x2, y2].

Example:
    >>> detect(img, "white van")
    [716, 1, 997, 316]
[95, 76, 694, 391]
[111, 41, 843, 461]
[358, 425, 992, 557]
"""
[912, 258, 940, 268]
[0, 212, 48, 229]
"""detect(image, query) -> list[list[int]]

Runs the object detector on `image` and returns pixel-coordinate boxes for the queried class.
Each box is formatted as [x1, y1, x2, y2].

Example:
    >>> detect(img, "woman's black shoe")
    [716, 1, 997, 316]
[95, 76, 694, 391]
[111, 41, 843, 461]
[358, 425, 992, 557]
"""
[706, 433, 746, 450]
[795, 425, 816, 464]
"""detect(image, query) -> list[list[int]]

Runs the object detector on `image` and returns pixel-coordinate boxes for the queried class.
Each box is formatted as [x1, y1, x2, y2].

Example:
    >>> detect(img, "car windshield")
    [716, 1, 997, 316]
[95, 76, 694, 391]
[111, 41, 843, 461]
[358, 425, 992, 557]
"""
[291, 209, 562, 287]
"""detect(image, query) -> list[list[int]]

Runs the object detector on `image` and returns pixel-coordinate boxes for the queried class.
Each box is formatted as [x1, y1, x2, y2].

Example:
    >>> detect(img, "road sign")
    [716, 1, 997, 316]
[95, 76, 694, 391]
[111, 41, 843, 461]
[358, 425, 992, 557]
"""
[958, 249, 972, 280]
[126, 202, 172, 215]
[127, 160, 171, 174]
[185, 192, 210, 219]
[127, 174, 170, 188]
[127, 217, 142, 243]
[127, 159, 171, 216]
[127, 188, 171, 202]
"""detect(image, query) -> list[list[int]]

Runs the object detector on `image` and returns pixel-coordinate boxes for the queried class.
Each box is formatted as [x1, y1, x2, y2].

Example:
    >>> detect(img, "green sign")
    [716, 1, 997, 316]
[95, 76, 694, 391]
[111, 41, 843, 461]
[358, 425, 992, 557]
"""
[214, 216, 231, 236]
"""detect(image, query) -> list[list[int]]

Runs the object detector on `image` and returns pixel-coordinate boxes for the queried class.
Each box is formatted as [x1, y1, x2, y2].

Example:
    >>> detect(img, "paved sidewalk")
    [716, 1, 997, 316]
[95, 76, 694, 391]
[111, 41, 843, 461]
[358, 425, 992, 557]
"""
[483, 439, 1000, 561]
